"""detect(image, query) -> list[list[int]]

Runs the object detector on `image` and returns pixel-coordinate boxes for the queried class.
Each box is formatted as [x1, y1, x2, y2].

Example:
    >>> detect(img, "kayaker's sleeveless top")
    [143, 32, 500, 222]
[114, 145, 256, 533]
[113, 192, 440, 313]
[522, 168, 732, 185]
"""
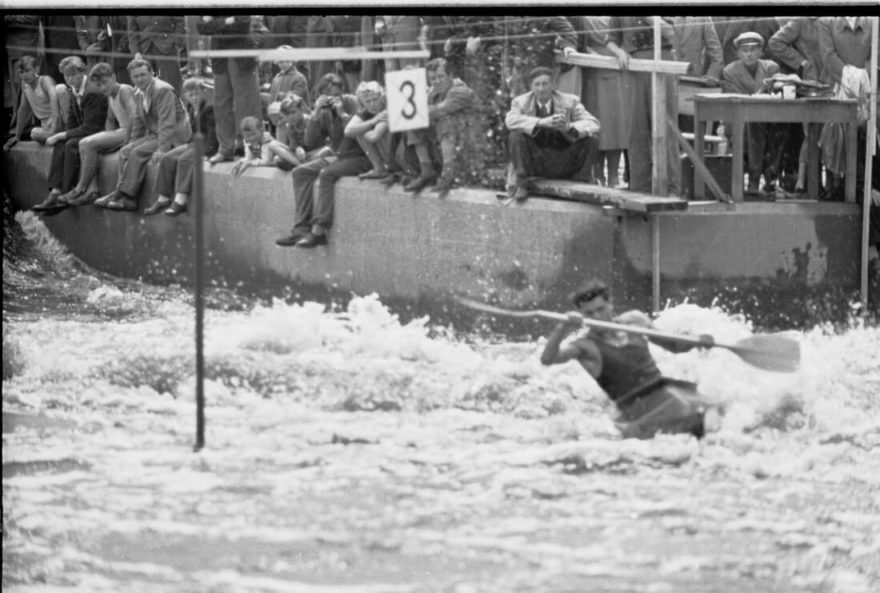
[23, 76, 53, 127]
[592, 333, 663, 402]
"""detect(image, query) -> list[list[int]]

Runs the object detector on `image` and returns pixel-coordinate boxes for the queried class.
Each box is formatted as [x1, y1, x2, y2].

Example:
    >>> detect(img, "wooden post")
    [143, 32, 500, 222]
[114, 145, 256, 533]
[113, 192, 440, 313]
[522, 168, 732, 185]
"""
[861, 16, 879, 315]
[652, 216, 661, 312]
[193, 132, 206, 452]
[652, 18, 668, 196]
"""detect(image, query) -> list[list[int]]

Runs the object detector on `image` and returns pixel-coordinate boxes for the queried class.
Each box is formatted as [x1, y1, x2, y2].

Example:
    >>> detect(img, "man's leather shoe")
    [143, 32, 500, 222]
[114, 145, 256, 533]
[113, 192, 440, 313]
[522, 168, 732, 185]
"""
[32, 191, 62, 211]
[69, 191, 101, 206]
[275, 230, 309, 247]
[294, 232, 327, 248]
[143, 199, 172, 216]
[431, 178, 453, 198]
[404, 174, 436, 193]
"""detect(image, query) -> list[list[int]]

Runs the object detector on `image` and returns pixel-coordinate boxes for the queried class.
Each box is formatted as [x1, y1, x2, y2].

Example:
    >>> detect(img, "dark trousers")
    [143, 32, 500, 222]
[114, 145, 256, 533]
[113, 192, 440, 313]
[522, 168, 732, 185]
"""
[508, 130, 597, 182]
[626, 64, 681, 195]
[156, 143, 197, 196]
[214, 58, 262, 158]
[291, 154, 371, 232]
[116, 136, 159, 200]
[48, 138, 81, 192]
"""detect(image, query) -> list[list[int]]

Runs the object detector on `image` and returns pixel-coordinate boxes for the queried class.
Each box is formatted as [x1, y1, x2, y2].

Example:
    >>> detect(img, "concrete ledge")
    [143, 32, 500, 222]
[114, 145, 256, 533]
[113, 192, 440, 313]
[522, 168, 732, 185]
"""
[5, 141, 866, 328]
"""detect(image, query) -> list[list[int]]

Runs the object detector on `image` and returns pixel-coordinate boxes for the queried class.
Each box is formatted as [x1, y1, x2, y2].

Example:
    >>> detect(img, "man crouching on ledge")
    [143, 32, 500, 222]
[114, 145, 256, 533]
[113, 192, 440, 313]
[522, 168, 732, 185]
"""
[540, 279, 713, 440]
[505, 66, 600, 201]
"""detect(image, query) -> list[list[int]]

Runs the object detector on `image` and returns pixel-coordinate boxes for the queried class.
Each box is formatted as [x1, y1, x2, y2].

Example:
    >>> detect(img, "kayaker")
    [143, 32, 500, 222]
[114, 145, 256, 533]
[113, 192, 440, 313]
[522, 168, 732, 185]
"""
[540, 279, 714, 439]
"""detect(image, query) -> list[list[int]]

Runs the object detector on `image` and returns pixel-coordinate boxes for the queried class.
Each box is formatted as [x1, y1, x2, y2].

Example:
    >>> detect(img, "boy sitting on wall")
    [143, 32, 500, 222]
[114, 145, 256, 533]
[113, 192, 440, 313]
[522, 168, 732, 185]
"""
[232, 116, 302, 176]
[425, 57, 481, 198]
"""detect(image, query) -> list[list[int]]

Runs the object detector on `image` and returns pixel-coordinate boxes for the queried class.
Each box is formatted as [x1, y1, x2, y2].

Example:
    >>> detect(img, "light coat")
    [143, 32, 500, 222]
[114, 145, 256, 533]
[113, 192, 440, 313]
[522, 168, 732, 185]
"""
[130, 77, 191, 152]
[505, 89, 600, 139]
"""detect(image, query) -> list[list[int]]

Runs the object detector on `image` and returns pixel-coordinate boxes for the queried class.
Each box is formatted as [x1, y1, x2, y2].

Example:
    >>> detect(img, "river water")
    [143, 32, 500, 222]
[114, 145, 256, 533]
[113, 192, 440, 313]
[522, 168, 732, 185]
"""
[3, 210, 879, 593]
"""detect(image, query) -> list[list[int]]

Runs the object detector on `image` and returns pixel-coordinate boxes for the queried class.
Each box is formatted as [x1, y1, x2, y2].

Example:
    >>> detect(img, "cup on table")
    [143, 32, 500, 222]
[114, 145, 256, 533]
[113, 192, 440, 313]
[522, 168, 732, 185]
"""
[782, 85, 796, 100]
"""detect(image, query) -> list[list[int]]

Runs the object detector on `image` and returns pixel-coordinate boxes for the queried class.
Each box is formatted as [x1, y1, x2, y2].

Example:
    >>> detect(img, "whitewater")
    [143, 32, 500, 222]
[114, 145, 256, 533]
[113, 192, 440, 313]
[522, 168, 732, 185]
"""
[3, 211, 879, 593]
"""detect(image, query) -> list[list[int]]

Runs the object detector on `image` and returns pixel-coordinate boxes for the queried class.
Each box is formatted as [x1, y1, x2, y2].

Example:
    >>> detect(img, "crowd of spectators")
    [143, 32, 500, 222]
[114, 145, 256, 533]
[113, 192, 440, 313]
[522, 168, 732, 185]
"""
[3, 15, 879, 250]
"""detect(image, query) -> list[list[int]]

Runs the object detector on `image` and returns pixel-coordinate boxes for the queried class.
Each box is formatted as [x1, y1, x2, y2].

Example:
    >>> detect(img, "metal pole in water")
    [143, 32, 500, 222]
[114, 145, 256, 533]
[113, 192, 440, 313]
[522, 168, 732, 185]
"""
[193, 132, 206, 452]
[860, 17, 879, 315]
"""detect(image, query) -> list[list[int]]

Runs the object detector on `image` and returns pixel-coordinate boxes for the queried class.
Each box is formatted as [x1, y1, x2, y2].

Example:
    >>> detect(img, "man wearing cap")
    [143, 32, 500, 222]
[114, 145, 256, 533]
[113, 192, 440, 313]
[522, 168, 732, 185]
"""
[540, 278, 714, 440]
[721, 31, 780, 197]
[504, 66, 600, 201]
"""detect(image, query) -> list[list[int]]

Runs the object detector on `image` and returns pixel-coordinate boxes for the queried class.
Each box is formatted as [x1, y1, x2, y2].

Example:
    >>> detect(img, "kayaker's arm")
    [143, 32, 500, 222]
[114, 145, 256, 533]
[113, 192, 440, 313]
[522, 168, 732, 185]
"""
[541, 314, 602, 377]
[540, 313, 583, 365]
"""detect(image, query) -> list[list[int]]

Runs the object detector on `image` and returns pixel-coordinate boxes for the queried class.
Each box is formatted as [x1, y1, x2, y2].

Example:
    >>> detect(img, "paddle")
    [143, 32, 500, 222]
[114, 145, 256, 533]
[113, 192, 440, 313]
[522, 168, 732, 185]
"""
[456, 297, 801, 373]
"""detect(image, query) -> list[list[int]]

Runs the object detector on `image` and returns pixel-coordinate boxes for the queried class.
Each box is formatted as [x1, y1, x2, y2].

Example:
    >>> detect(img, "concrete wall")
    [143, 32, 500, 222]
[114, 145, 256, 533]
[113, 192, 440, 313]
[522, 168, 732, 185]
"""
[5, 142, 864, 329]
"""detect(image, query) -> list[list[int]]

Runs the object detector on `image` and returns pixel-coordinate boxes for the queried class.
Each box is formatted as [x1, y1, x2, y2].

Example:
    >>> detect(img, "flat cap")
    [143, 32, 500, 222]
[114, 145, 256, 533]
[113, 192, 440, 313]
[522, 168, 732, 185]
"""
[733, 31, 764, 48]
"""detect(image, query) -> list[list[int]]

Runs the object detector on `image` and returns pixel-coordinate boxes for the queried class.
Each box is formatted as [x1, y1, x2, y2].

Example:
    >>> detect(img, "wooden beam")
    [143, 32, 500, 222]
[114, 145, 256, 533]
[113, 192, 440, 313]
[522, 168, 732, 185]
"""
[530, 179, 688, 213]
[666, 114, 732, 203]
[556, 52, 689, 75]
[191, 47, 429, 62]
[651, 21, 668, 196]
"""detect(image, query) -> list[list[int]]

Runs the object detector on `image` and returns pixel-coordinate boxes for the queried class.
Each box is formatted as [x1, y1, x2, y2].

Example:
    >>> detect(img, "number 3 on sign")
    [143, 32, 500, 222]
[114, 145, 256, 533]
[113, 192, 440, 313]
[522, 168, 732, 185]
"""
[386, 68, 429, 133]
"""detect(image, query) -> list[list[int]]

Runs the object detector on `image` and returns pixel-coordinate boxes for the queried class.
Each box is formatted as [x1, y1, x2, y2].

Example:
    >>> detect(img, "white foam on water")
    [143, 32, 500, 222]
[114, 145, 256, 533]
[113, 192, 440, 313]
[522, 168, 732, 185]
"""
[4, 266, 880, 591]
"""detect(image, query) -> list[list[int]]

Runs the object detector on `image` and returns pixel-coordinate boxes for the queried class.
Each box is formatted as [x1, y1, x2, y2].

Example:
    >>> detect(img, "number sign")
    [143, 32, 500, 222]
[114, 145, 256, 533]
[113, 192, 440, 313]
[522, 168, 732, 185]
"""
[385, 68, 429, 133]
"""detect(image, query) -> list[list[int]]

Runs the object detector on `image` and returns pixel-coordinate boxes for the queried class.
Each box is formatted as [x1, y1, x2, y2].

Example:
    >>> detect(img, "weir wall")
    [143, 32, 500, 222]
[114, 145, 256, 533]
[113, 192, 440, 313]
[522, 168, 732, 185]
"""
[5, 142, 864, 330]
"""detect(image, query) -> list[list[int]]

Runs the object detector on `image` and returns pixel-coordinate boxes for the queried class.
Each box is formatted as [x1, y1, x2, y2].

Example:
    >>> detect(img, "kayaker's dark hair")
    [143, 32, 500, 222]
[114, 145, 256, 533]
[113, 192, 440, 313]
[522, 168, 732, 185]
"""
[570, 279, 610, 307]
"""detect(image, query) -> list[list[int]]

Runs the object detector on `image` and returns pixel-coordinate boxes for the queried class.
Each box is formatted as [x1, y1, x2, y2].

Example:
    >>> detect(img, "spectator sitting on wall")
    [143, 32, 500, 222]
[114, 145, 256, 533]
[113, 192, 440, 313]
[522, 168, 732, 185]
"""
[4, 56, 58, 150]
[32, 56, 108, 214]
[142, 76, 218, 217]
[348, 81, 392, 180]
[504, 66, 600, 201]
[58, 62, 137, 206]
[721, 32, 780, 198]
[231, 115, 301, 176]
[94, 57, 192, 212]
[273, 73, 368, 249]
[424, 57, 481, 198]
[388, 66, 441, 194]
[279, 93, 320, 162]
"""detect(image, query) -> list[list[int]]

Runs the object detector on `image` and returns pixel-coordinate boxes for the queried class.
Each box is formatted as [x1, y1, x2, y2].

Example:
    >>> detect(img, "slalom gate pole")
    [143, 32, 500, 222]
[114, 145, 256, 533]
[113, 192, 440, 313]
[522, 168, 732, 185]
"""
[193, 132, 206, 452]
[860, 16, 879, 316]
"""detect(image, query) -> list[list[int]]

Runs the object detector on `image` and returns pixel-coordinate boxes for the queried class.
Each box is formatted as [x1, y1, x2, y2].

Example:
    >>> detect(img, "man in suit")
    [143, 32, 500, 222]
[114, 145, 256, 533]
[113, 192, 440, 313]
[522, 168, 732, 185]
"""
[721, 32, 780, 196]
[672, 16, 724, 84]
[127, 16, 186, 92]
[817, 16, 873, 201]
[95, 58, 191, 211]
[504, 66, 600, 201]
[32, 56, 108, 213]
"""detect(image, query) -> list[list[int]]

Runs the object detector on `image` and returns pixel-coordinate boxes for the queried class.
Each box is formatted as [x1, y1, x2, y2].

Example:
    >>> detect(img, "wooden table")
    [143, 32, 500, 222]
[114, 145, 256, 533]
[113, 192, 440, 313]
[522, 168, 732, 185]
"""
[693, 95, 859, 202]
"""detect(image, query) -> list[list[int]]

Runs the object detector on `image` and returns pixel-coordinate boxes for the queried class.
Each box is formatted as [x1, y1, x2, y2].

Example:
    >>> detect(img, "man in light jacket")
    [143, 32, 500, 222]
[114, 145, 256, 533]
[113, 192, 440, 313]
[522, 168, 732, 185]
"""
[504, 66, 600, 201]
[95, 57, 191, 211]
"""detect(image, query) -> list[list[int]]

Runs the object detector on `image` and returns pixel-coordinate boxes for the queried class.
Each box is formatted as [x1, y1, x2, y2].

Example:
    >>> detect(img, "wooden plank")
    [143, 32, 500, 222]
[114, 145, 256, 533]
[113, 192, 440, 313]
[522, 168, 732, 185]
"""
[191, 47, 429, 62]
[530, 179, 688, 212]
[651, 22, 667, 196]
[556, 52, 690, 75]
[666, 114, 732, 203]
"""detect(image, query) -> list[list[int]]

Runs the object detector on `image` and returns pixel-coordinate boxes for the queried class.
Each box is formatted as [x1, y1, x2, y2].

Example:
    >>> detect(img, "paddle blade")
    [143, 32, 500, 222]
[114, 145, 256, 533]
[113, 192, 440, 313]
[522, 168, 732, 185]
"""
[728, 334, 801, 373]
